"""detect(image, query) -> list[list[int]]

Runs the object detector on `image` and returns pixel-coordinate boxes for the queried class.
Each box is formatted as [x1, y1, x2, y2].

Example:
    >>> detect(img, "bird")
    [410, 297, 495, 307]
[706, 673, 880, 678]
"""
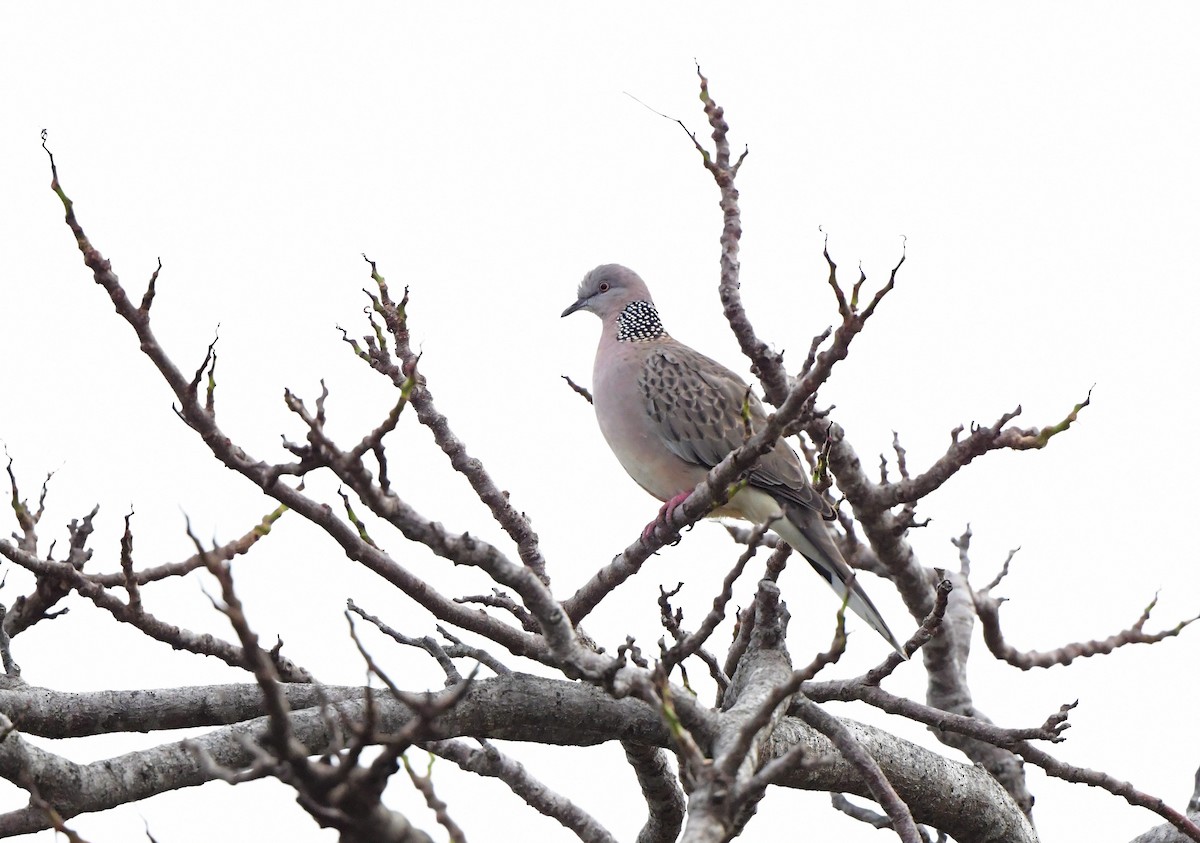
[562, 263, 905, 656]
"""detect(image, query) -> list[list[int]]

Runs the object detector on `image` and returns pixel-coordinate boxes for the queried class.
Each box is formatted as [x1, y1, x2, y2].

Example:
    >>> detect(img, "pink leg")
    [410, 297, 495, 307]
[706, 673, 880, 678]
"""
[641, 490, 692, 544]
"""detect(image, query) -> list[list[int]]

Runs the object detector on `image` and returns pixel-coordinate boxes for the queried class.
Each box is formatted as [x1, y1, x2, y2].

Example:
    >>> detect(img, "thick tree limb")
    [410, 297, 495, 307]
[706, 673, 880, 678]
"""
[768, 716, 1035, 843]
[1, 673, 1027, 840]
[621, 741, 685, 843]
[1, 684, 364, 738]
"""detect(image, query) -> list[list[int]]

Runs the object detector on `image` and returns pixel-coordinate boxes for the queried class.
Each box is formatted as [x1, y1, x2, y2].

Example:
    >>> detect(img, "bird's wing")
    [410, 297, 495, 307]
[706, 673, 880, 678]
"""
[638, 341, 831, 517]
[640, 341, 906, 656]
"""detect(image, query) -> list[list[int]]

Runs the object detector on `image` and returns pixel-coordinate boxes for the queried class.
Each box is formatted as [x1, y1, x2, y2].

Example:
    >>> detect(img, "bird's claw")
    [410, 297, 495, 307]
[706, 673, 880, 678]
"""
[641, 490, 692, 547]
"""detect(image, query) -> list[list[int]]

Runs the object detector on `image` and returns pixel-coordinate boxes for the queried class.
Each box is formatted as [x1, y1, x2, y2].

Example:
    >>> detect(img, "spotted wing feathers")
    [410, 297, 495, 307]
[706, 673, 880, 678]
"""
[637, 341, 827, 515]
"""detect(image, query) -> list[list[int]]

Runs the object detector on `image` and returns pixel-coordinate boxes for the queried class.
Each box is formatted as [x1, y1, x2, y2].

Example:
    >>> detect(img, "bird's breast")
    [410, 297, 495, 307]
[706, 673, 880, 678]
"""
[592, 342, 706, 502]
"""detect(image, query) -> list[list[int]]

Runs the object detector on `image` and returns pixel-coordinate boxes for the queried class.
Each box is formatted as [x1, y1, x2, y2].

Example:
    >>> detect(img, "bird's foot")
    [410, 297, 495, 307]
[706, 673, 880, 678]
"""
[641, 490, 693, 545]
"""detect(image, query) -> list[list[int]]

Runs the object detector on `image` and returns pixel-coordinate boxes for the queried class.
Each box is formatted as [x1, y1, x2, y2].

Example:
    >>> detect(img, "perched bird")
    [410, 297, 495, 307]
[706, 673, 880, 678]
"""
[562, 264, 905, 656]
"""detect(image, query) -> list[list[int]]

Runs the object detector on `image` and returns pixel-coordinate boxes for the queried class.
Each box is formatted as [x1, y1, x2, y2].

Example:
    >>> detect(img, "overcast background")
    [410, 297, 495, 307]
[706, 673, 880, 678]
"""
[2, 3, 1198, 841]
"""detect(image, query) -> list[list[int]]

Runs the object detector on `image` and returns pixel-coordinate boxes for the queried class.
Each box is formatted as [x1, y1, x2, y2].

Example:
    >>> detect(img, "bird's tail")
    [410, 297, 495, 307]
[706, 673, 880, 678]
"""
[775, 502, 907, 658]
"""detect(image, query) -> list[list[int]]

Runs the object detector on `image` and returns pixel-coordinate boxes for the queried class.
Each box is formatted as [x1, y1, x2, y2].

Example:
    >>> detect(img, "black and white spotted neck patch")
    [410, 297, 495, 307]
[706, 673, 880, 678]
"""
[616, 300, 667, 342]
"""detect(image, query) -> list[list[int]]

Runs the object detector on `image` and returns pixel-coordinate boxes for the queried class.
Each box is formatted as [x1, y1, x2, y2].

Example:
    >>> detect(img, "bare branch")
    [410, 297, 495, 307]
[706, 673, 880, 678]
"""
[0, 537, 313, 682]
[84, 505, 286, 589]
[880, 389, 1093, 508]
[976, 585, 1198, 670]
[562, 374, 594, 404]
[362, 262, 550, 587]
[1015, 742, 1200, 842]
[660, 518, 772, 674]
[793, 698, 921, 843]
[403, 753, 467, 843]
[428, 739, 618, 843]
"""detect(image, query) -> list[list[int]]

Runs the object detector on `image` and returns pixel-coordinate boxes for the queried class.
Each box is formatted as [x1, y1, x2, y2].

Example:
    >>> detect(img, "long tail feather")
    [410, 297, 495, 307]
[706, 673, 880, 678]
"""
[775, 502, 907, 658]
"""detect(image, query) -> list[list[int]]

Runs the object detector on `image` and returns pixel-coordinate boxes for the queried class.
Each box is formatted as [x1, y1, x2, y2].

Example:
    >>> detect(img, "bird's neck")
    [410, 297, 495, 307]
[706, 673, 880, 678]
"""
[614, 300, 667, 343]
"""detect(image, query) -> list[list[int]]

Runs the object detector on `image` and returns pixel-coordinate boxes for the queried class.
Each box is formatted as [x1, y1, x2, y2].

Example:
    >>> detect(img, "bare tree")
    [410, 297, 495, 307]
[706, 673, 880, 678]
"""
[1, 72, 1197, 843]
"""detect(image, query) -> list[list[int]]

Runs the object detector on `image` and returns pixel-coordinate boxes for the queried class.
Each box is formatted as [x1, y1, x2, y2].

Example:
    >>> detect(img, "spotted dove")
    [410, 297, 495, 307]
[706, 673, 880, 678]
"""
[562, 263, 904, 656]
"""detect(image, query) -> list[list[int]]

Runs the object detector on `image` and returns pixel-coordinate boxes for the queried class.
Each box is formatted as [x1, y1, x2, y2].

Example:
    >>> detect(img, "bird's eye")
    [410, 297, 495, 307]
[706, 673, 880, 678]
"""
[598, 282, 610, 293]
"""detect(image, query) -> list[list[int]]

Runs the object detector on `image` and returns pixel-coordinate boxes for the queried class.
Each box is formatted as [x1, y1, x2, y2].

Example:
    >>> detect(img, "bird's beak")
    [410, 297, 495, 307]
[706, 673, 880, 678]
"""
[561, 297, 588, 317]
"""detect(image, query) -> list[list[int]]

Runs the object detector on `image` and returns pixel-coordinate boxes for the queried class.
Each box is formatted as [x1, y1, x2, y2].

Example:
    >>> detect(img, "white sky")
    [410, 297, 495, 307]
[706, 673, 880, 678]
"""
[2, 3, 1199, 842]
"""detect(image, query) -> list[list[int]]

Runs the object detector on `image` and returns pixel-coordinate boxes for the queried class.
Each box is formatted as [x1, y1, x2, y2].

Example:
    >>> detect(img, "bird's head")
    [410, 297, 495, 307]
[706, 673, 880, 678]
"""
[561, 264, 654, 321]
